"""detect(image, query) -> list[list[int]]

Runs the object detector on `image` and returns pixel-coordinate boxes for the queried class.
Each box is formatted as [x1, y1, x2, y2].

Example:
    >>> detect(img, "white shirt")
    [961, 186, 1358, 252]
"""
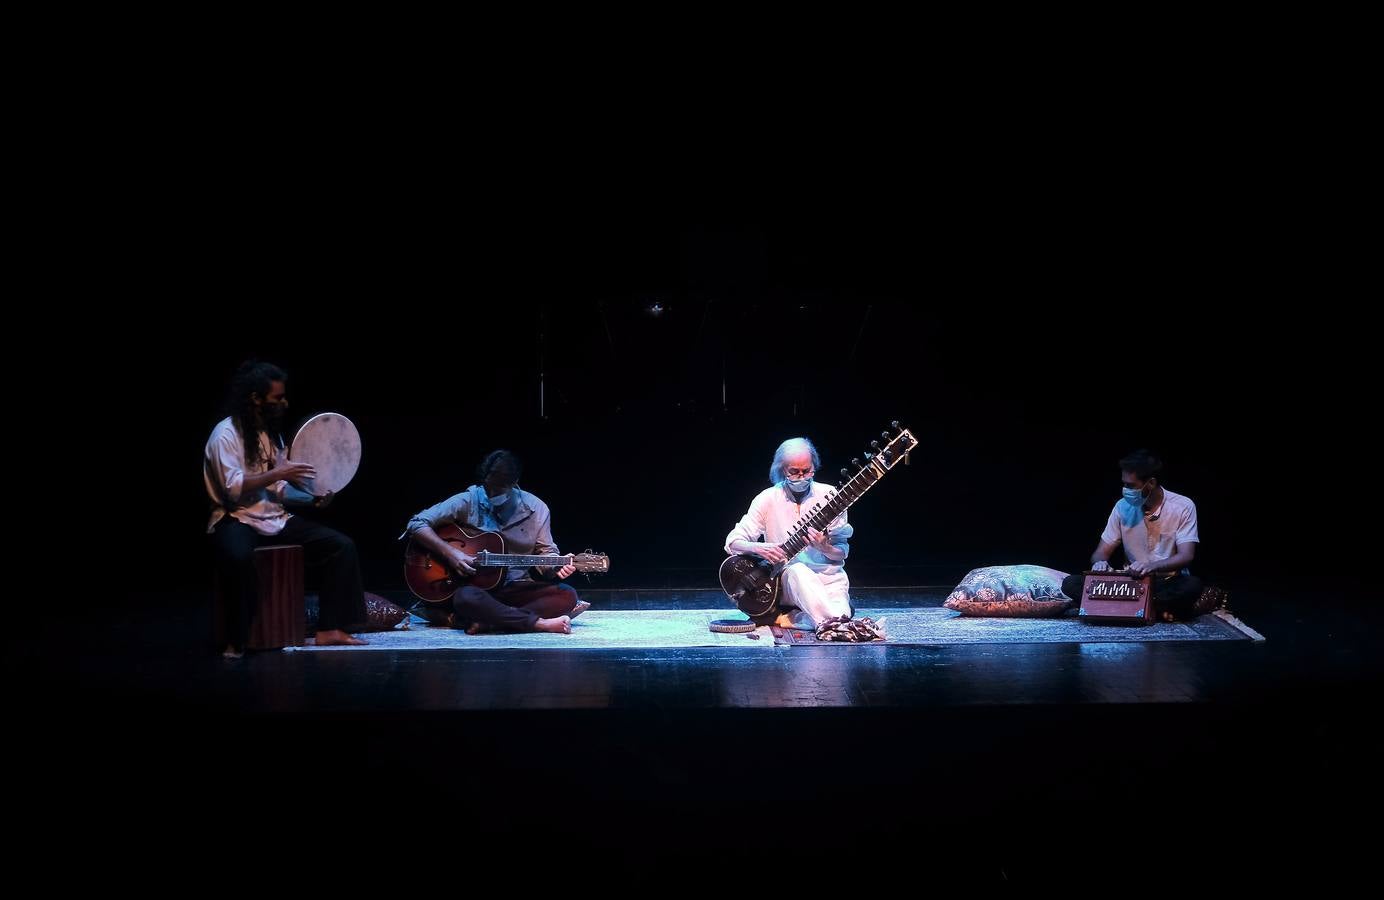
[1100, 486, 1199, 566]
[204, 417, 290, 535]
[724, 481, 853, 576]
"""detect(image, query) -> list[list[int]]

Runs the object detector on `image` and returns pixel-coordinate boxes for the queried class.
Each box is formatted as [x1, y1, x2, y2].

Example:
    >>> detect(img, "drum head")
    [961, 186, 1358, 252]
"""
[288, 413, 361, 496]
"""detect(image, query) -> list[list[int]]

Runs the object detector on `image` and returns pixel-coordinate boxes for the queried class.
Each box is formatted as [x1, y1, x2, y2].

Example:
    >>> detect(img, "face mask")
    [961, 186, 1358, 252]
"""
[1119, 485, 1148, 527]
[488, 492, 511, 509]
[786, 478, 811, 495]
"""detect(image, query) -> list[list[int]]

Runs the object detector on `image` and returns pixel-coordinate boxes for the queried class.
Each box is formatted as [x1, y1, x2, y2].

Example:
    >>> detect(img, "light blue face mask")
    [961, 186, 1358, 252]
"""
[1119, 486, 1147, 527]
[488, 492, 511, 510]
[786, 478, 812, 495]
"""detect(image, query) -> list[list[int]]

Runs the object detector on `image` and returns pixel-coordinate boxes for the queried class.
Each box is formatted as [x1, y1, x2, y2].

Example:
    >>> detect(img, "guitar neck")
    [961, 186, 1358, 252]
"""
[477, 553, 572, 568]
[779, 431, 915, 558]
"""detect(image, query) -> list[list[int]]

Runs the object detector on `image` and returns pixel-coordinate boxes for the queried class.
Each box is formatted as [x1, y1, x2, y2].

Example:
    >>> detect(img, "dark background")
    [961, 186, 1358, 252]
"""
[115, 224, 1351, 600]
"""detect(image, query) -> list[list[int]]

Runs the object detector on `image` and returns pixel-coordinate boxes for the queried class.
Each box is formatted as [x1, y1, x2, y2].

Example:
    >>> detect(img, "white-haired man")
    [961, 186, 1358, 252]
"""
[724, 437, 853, 628]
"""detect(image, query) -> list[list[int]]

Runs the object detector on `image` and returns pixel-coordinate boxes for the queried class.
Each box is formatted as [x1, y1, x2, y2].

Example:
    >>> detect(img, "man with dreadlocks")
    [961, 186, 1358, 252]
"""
[204, 360, 367, 656]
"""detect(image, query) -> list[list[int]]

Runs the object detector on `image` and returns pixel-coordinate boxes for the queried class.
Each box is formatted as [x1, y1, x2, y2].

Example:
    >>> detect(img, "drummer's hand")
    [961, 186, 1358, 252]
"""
[312, 490, 335, 510]
[273, 448, 316, 485]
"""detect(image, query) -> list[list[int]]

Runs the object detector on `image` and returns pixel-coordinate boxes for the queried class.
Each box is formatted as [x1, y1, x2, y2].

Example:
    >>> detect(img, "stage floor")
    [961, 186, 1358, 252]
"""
[13, 578, 1380, 880]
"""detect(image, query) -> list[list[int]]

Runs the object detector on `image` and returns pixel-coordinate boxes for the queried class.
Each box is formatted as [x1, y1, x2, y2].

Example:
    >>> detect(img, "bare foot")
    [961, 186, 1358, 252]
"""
[774, 609, 812, 629]
[221, 644, 244, 659]
[315, 629, 368, 646]
[569, 600, 592, 620]
[534, 615, 572, 634]
[465, 622, 494, 635]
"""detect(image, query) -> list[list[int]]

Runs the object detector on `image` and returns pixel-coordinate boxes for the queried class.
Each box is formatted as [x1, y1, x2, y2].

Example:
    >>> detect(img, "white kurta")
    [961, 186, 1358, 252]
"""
[724, 481, 853, 625]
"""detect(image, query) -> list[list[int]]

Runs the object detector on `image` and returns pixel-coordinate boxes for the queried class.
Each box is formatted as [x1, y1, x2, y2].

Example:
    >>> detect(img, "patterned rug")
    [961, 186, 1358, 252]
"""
[286, 607, 1261, 651]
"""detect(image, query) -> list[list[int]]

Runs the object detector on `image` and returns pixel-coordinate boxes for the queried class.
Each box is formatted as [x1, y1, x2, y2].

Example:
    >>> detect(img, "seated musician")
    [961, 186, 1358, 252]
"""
[205, 360, 368, 657]
[1061, 449, 1203, 621]
[403, 450, 587, 634]
[724, 437, 854, 630]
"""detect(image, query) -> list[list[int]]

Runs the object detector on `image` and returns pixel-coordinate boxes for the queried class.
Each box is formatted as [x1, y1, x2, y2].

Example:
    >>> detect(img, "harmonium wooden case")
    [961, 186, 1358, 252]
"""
[1077, 571, 1154, 624]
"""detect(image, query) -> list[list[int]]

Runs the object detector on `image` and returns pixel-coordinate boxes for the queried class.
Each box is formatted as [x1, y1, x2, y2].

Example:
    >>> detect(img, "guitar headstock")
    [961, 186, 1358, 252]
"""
[839, 421, 917, 484]
[876, 421, 917, 470]
[573, 552, 610, 574]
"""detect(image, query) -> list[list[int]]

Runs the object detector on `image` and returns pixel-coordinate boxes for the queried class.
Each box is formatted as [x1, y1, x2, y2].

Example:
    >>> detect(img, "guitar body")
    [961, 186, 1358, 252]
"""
[404, 524, 506, 602]
[718, 553, 782, 619]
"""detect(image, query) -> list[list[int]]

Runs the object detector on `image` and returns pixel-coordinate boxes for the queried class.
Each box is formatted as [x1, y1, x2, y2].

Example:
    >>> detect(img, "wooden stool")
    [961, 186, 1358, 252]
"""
[213, 544, 305, 650]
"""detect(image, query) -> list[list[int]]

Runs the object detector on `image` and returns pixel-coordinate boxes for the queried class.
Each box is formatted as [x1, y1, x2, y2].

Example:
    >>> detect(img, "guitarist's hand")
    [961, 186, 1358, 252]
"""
[447, 549, 478, 576]
[555, 563, 577, 579]
[751, 543, 788, 564]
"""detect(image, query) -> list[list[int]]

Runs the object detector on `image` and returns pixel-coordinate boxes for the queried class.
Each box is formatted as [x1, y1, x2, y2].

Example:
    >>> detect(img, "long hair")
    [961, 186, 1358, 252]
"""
[768, 437, 820, 484]
[225, 360, 286, 469]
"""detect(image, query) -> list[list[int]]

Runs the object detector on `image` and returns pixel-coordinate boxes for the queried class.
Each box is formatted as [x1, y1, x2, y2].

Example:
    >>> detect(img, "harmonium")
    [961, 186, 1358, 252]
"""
[1077, 571, 1154, 624]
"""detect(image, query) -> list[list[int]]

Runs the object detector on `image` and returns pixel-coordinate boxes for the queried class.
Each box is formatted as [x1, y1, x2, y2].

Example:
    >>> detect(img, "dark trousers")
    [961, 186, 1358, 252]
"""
[1061, 571, 1204, 618]
[426, 580, 581, 631]
[211, 516, 366, 648]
